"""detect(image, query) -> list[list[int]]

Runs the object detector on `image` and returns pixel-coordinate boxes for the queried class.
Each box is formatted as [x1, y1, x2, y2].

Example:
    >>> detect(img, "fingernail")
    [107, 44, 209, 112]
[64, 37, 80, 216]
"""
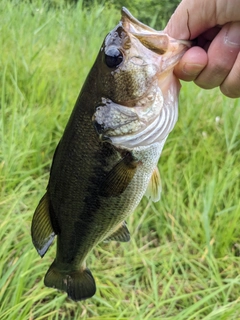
[225, 22, 240, 47]
[182, 63, 204, 76]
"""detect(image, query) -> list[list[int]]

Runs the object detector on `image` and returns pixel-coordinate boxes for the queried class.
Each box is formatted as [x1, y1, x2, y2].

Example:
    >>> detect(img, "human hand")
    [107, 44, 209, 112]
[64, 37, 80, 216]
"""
[165, 0, 240, 98]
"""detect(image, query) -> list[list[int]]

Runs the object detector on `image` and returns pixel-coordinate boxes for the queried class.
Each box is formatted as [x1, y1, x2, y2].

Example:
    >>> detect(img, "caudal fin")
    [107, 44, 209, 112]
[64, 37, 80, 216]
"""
[44, 260, 96, 301]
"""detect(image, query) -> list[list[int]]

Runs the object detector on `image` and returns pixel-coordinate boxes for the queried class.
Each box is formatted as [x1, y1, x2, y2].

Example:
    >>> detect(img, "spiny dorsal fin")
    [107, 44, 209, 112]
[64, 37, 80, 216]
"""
[145, 166, 162, 202]
[104, 221, 130, 242]
[99, 152, 138, 197]
[31, 192, 56, 257]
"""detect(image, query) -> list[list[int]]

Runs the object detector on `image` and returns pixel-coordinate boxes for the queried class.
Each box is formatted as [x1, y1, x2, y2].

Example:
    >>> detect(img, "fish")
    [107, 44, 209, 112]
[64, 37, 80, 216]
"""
[31, 7, 191, 301]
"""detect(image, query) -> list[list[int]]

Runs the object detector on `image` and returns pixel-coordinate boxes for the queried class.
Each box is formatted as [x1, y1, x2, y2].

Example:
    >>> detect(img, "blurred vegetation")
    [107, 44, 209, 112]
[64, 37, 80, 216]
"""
[15, 0, 180, 29]
[83, 0, 181, 29]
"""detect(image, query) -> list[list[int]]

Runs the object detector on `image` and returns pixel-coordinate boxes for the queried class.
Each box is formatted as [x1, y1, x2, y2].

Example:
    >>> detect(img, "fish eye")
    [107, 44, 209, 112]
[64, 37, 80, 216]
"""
[105, 47, 123, 68]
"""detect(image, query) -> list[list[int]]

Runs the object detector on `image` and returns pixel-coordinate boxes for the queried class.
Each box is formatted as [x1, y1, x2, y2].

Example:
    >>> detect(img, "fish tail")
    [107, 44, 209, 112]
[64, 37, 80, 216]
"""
[44, 260, 96, 301]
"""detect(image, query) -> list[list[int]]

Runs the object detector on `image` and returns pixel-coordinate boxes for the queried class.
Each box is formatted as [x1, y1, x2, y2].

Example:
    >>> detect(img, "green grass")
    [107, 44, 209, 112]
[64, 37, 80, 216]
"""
[1, 1, 240, 319]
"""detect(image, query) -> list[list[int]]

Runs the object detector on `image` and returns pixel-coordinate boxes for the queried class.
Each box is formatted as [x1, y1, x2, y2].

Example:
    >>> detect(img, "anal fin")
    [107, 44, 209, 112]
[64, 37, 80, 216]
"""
[104, 221, 130, 242]
[145, 166, 162, 202]
[31, 192, 56, 257]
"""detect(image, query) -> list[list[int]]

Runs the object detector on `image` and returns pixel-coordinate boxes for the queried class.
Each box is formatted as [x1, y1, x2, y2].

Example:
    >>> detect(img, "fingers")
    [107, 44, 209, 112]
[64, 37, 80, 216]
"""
[220, 52, 240, 98]
[173, 47, 208, 81]
[194, 22, 240, 93]
[174, 22, 240, 97]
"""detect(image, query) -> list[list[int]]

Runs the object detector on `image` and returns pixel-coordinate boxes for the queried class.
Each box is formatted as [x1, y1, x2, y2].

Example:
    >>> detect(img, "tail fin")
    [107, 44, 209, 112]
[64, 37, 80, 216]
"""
[44, 260, 96, 301]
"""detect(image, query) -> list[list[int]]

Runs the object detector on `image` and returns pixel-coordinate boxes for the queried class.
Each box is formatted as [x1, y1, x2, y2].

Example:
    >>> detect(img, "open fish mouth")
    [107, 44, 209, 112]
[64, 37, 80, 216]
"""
[121, 6, 192, 72]
[121, 7, 193, 72]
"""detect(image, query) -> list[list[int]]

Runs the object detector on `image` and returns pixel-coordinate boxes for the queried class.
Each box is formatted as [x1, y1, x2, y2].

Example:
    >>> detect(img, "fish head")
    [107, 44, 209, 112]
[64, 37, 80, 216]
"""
[93, 8, 192, 148]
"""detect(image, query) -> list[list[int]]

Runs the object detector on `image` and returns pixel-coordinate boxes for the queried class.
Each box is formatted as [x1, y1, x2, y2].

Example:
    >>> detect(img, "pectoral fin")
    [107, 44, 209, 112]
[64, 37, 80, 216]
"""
[99, 152, 138, 197]
[31, 192, 56, 257]
[145, 167, 162, 202]
[104, 221, 130, 242]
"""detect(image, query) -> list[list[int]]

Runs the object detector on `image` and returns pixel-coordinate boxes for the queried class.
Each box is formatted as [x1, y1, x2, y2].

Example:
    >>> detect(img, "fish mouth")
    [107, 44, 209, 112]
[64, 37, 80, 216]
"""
[121, 7, 192, 72]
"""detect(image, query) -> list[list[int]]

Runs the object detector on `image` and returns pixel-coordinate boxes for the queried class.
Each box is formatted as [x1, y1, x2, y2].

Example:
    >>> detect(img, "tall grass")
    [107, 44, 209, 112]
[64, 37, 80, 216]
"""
[1, 1, 240, 319]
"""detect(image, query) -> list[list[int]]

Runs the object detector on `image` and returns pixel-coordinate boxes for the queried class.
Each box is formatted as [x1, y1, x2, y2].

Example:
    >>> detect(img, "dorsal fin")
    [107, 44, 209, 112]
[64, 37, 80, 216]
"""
[31, 192, 56, 257]
[104, 221, 130, 242]
[145, 166, 162, 202]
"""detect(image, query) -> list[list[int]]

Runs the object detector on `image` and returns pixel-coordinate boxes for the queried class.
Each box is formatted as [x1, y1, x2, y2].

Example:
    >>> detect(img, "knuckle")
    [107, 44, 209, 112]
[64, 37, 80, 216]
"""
[220, 59, 240, 98]
[194, 77, 216, 89]
[211, 62, 231, 77]
[194, 62, 232, 89]
[220, 84, 240, 98]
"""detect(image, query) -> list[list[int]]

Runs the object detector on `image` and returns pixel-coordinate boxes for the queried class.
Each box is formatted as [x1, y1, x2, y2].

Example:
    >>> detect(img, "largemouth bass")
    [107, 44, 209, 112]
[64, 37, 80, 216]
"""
[31, 7, 191, 301]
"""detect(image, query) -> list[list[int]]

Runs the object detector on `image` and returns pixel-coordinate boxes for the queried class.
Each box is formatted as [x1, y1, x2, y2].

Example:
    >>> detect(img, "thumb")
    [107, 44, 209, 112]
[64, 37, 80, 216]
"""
[165, 0, 240, 40]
